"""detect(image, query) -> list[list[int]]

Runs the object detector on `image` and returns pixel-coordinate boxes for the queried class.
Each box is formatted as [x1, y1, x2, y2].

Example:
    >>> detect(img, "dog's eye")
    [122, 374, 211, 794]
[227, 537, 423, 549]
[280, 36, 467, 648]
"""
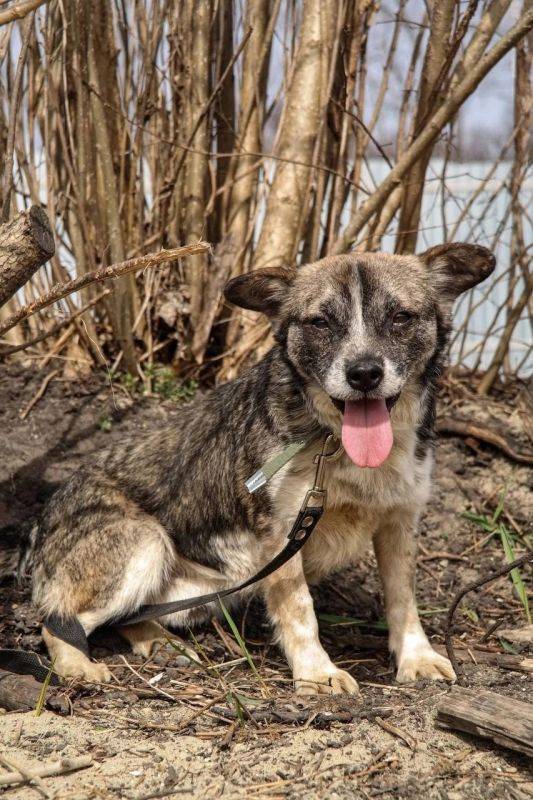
[392, 311, 413, 326]
[307, 317, 329, 329]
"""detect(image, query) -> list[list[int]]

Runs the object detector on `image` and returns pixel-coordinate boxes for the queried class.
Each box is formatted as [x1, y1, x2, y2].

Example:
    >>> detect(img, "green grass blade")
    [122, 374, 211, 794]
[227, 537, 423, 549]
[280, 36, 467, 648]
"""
[461, 511, 493, 531]
[35, 659, 55, 717]
[219, 599, 261, 679]
[227, 690, 245, 724]
[418, 607, 449, 616]
[492, 484, 509, 525]
[499, 525, 531, 623]
[499, 637, 519, 655]
[462, 606, 479, 624]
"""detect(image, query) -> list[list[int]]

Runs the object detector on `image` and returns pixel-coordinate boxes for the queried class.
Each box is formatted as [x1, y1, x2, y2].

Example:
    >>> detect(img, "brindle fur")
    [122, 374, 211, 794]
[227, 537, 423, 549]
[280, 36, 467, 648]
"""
[3, 244, 495, 693]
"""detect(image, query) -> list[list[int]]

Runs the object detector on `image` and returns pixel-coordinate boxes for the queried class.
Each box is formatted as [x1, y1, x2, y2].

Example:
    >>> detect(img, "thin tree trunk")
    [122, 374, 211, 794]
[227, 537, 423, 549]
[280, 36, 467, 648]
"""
[478, 4, 531, 393]
[395, 0, 455, 253]
[183, 0, 212, 330]
[252, 0, 337, 269]
[225, 0, 273, 274]
[88, 6, 137, 373]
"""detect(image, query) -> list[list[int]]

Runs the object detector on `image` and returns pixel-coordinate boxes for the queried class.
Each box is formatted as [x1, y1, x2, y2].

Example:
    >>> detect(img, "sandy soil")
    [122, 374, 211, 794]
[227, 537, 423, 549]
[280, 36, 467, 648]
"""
[0, 365, 531, 799]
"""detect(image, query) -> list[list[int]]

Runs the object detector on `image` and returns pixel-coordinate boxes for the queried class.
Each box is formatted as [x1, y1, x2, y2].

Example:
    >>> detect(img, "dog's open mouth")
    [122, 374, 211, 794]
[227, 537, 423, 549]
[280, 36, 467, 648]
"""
[332, 394, 400, 469]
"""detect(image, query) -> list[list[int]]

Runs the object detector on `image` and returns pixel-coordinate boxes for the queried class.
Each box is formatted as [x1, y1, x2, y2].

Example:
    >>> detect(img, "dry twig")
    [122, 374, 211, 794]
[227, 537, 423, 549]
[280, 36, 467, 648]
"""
[0, 755, 92, 789]
[0, 243, 210, 337]
[444, 553, 533, 685]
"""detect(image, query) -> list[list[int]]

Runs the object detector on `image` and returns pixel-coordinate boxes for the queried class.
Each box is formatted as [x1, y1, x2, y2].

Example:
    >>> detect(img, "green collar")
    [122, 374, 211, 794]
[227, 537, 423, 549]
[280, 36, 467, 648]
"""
[245, 432, 321, 494]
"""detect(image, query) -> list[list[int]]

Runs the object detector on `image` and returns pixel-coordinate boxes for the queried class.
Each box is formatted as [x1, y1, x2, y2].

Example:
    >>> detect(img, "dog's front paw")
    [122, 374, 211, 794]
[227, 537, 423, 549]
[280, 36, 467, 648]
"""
[396, 645, 455, 684]
[294, 664, 359, 696]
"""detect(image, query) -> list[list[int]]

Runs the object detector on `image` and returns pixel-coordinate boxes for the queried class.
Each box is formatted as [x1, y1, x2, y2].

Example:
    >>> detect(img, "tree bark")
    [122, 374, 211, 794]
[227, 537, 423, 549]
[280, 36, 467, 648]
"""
[88, 6, 138, 373]
[395, 0, 455, 253]
[0, 206, 54, 307]
[225, 0, 272, 274]
[183, 0, 212, 329]
[477, 6, 531, 394]
[252, 0, 337, 269]
[0, 0, 47, 28]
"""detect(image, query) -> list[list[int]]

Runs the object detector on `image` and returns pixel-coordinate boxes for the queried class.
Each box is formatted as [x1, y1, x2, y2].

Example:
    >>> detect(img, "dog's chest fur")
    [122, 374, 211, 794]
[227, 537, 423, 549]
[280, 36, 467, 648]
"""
[267, 409, 433, 584]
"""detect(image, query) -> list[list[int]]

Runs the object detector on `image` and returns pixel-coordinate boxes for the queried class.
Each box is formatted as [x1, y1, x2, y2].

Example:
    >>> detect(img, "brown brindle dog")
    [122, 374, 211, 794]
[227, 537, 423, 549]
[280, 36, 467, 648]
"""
[1, 243, 495, 694]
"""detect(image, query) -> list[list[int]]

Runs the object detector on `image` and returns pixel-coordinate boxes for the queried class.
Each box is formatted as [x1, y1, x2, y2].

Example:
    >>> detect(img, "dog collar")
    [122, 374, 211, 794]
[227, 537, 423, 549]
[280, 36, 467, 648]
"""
[245, 432, 322, 494]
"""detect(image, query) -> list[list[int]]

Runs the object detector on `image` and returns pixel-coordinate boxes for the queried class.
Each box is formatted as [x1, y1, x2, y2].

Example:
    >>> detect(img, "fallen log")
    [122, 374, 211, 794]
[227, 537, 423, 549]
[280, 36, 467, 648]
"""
[0, 241, 211, 337]
[0, 206, 54, 307]
[0, 667, 66, 713]
[436, 686, 533, 757]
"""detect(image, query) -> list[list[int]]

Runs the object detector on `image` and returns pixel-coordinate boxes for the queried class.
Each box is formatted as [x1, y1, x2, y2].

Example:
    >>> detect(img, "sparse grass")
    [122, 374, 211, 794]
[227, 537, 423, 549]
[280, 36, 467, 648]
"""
[167, 624, 266, 724]
[145, 365, 198, 402]
[98, 414, 113, 432]
[462, 606, 480, 624]
[219, 599, 270, 697]
[319, 607, 448, 631]
[118, 367, 198, 403]
[319, 613, 388, 630]
[462, 487, 531, 624]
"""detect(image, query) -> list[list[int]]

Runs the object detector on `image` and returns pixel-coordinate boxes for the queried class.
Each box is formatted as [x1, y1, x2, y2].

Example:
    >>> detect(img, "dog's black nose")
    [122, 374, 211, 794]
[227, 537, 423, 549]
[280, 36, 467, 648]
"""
[346, 359, 384, 392]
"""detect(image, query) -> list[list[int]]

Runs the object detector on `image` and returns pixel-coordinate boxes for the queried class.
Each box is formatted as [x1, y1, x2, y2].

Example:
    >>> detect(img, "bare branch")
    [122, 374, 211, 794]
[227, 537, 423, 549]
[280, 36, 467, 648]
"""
[0, 242, 211, 338]
[0, 0, 46, 27]
[332, 8, 533, 254]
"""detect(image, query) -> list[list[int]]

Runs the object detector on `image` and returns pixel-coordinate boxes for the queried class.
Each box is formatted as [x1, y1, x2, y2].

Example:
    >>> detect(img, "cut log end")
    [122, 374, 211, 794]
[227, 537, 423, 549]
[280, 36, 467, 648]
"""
[0, 205, 55, 308]
[28, 205, 55, 258]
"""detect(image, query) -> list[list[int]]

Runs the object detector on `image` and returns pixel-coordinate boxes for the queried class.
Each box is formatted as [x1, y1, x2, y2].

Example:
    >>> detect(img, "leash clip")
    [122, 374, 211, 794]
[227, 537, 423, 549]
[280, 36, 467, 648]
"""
[313, 434, 343, 492]
[298, 433, 343, 513]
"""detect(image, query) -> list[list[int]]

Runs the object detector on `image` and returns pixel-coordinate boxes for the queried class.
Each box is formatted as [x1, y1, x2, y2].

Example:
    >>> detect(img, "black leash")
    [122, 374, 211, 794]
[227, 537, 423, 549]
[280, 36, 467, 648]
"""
[1, 435, 342, 683]
[0, 649, 61, 685]
[45, 504, 325, 653]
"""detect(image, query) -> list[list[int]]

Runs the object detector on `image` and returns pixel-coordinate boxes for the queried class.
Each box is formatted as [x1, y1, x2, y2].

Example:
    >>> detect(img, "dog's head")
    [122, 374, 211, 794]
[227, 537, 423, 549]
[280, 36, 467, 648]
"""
[225, 244, 495, 468]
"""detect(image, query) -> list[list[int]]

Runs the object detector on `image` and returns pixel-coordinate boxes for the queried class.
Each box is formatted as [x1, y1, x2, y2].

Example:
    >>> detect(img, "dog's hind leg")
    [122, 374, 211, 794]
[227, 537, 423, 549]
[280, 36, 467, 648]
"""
[42, 626, 112, 683]
[34, 514, 175, 682]
[117, 620, 199, 662]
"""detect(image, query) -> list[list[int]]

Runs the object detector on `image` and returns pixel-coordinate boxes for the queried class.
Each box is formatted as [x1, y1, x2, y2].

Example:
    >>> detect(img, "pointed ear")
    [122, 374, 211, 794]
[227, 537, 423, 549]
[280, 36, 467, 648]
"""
[224, 267, 296, 316]
[419, 242, 495, 302]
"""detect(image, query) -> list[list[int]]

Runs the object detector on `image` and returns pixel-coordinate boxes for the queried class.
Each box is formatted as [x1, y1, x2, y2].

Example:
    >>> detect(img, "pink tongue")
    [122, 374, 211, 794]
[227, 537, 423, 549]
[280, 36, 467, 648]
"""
[341, 399, 393, 468]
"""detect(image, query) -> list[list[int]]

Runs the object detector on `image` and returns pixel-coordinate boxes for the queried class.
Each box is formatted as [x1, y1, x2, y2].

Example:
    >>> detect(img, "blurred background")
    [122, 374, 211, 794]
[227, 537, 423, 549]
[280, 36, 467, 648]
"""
[0, 0, 531, 392]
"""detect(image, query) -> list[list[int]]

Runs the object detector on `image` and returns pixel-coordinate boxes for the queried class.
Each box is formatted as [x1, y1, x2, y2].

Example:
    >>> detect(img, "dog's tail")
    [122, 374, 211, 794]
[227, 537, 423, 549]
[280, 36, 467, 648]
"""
[0, 519, 37, 579]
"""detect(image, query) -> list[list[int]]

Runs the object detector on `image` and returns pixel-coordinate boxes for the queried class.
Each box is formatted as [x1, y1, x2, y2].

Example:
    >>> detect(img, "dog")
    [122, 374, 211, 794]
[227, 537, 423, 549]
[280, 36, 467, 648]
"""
[2, 242, 494, 694]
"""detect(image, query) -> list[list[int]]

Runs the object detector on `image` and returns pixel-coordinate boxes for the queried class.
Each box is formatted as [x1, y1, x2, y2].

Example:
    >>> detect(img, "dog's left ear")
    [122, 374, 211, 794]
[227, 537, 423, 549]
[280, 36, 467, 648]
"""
[419, 243, 495, 302]
[224, 266, 296, 316]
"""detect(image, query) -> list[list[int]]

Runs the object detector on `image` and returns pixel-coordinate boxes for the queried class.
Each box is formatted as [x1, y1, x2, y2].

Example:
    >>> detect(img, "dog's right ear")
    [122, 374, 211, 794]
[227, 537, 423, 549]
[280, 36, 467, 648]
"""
[224, 267, 296, 316]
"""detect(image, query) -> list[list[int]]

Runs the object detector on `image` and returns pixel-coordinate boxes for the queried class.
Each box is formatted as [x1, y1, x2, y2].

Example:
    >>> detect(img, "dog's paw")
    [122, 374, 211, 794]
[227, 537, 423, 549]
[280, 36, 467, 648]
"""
[55, 656, 112, 684]
[396, 646, 455, 684]
[132, 634, 199, 663]
[120, 621, 200, 663]
[294, 666, 359, 696]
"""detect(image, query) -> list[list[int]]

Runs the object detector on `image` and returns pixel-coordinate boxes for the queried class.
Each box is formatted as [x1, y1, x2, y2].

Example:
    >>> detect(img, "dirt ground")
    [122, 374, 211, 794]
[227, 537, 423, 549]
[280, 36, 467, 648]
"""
[0, 365, 531, 800]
